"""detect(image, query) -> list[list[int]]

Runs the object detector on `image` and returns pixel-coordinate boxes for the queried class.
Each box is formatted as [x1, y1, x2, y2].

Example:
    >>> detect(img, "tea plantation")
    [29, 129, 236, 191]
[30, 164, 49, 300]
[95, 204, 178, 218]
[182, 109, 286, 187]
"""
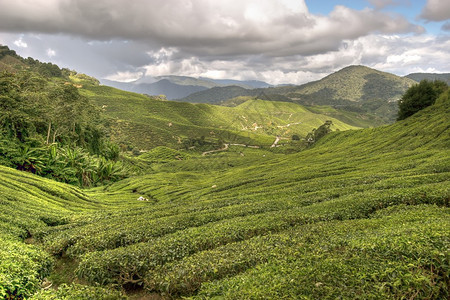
[1, 92, 449, 299]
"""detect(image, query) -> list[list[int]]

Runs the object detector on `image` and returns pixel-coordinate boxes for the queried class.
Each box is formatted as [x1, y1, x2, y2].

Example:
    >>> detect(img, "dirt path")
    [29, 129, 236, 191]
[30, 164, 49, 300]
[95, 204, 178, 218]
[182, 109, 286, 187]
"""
[201, 143, 261, 156]
[277, 121, 302, 128]
[271, 136, 281, 148]
[202, 143, 229, 156]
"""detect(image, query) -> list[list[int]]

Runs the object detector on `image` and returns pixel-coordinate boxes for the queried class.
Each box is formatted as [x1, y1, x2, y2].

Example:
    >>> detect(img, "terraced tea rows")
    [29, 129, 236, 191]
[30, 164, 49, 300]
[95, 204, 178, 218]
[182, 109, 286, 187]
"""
[1, 92, 449, 299]
[82, 84, 361, 149]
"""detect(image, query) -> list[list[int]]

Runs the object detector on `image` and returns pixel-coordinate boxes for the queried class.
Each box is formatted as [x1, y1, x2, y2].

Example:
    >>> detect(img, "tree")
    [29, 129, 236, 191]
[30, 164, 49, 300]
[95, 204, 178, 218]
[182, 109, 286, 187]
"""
[397, 80, 448, 120]
[306, 120, 333, 146]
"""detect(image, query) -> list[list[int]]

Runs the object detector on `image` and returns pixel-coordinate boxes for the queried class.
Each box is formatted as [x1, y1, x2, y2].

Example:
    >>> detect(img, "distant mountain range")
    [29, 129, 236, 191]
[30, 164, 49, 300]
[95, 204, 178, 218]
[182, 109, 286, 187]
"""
[102, 66, 449, 123]
[101, 75, 272, 100]
[405, 73, 450, 85]
[178, 66, 421, 122]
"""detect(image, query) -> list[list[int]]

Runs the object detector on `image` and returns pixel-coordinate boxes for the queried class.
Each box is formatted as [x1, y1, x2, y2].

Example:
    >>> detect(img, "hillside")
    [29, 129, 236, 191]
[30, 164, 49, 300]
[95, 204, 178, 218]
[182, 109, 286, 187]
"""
[81, 84, 362, 150]
[177, 85, 257, 103]
[1, 90, 448, 299]
[179, 65, 417, 123]
[286, 65, 416, 102]
[406, 72, 450, 85]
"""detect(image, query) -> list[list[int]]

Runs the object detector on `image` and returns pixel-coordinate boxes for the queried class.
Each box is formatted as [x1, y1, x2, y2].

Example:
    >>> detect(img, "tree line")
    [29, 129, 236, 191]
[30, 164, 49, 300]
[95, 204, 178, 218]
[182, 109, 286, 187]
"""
[0, 70, 125, 186]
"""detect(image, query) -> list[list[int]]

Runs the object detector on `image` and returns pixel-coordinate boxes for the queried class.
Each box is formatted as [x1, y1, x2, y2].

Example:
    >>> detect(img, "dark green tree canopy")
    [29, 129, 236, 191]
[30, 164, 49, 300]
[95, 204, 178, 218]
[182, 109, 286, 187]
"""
[397, 80, 448, 120]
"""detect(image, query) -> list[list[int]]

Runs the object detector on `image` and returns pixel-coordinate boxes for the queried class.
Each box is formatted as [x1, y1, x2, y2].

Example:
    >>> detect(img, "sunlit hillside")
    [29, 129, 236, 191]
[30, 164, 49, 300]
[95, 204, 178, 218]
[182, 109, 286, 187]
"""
[81, 84, 361, 150]
[1, 88, 448, 299]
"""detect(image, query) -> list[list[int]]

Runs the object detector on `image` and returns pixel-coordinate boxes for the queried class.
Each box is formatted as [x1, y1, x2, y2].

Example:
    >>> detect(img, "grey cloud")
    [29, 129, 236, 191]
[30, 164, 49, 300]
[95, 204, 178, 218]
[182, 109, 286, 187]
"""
[442, 21, 450, 31]
[420, 0, 450, 21]
[367, 0, 408, 10]
[0, 0, 423, 58]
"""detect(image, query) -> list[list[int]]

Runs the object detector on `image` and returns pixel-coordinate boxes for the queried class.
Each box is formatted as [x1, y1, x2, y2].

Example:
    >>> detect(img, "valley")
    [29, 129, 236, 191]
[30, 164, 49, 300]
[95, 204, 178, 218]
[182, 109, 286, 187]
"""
[0, 46, 449, 299]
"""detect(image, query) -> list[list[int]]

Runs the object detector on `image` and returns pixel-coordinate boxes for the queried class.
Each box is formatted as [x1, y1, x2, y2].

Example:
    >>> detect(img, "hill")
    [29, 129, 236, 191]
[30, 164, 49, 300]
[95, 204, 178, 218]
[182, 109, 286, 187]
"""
[406, 72, 450, 85]
[177, 85, 257, 103]
[179, 65, 417, 123]
[200, 77, 272, 88]
[1, 90, 448, 299]
[81, 84, 361, 150]
[285, 65, 415, 103]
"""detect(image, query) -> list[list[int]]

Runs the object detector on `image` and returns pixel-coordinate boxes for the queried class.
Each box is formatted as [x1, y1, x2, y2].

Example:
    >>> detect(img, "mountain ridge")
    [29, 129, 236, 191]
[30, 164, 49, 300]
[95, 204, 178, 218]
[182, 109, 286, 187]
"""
[101, 75, 272, 100]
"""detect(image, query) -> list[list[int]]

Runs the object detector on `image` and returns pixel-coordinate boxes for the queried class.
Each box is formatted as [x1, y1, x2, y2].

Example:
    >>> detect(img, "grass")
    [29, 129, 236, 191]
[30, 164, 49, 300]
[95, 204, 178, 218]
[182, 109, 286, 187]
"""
[81, 84, 361, 150]
[0, 91, 449, 299]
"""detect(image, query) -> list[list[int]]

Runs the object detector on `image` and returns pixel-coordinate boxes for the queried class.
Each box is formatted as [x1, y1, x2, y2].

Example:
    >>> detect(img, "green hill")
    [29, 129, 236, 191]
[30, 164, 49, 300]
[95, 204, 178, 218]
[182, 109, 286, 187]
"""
[286, 65, 416, 103]
[1, 89, 448, 299]
[81, 84, 362, 150]
[179, 65, 417, 123]
[406, 72, 450, 85]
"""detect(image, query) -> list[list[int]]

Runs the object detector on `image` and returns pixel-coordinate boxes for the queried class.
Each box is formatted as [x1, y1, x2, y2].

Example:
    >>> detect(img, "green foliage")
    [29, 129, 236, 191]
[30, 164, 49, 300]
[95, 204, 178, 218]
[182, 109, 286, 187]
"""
[0, 69, 129, 187]
[138, 146, 190, 163]
[30, 283, 126, 300]
[397, 80, 448, 120]
[0, 238, 53, 299]
[0, 49, 449, 299]
[305, 120, 333, 146]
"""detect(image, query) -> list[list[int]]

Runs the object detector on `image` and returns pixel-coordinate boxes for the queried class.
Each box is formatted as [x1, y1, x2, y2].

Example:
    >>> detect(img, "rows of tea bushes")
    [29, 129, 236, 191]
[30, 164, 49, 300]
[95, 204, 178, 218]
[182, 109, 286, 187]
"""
[141, 205, 448, 298]
[0, 165, 103, 298]
[195, 205, 449, 299]
[74, 181, 448, 287]
[69, 97, 449, 297]
[1, 93, 448, 299]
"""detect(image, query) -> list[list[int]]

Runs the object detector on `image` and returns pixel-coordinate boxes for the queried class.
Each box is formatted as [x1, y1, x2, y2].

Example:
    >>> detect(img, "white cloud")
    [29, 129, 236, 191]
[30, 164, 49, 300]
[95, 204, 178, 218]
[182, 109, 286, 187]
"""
[13, 37, 27, 48]
[46, 48, 56, 57]
[1, 1, 447, 86]
[104, 70, 144, 82]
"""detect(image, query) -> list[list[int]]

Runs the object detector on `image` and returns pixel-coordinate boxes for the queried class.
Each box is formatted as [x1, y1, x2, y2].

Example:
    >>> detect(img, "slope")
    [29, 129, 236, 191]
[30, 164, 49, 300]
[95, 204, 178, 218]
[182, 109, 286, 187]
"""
[32, 91, 450, 298]
[81, 84, 361, 150]
[179, 65, 417, 123]
[286, 65, 416, 103]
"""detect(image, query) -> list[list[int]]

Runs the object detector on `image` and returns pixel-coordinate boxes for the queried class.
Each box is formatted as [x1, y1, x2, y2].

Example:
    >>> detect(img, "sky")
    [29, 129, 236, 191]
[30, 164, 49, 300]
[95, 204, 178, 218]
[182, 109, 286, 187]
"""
[0, 0, 449, 85]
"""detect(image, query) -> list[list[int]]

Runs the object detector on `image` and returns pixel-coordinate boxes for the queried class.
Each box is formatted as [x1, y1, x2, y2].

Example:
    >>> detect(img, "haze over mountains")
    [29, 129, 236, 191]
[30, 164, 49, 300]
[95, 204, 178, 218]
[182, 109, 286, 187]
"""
[102, 75, 272, 100]
[103, 65, 448, 112]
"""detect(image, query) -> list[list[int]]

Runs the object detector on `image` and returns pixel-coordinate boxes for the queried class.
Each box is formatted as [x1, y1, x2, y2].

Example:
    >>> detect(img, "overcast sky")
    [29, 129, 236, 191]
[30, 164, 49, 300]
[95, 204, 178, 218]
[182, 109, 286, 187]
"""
[0, 0, 449, 85]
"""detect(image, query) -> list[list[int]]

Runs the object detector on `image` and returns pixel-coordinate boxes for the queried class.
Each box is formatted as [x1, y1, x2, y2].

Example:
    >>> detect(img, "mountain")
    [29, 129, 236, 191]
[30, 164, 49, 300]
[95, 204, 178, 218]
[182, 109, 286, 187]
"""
[405, 73, 450, 85]
[82, 84, 362, 150]
[179, 65, 417, 123]
[177, 85, 257, 103]
[102, 77, 211, 99]
[284, 65, 416, 103]
[102, 75, 271, 100]
[200, 77, 272, 88]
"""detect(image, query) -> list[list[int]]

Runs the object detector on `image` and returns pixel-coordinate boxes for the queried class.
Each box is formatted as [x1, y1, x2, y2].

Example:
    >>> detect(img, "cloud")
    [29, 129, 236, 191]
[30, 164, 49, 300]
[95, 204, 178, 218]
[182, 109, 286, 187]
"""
[46, 48, 56, 57]
[105, 70, 144, 82]
[0, 0, 423, 58]
[420, 0, 450, 21]
[443, 21, 450, 31]
[13, 36, 27, 48]
[367, 0, 407, 10]
[1, 1, 445, 86]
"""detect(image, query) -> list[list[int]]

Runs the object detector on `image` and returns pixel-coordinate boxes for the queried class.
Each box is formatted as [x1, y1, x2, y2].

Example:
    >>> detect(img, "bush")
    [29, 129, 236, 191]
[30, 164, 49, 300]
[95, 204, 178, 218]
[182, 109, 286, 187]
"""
[397, 80, 447, 120]
[30, 283, 126, 299]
